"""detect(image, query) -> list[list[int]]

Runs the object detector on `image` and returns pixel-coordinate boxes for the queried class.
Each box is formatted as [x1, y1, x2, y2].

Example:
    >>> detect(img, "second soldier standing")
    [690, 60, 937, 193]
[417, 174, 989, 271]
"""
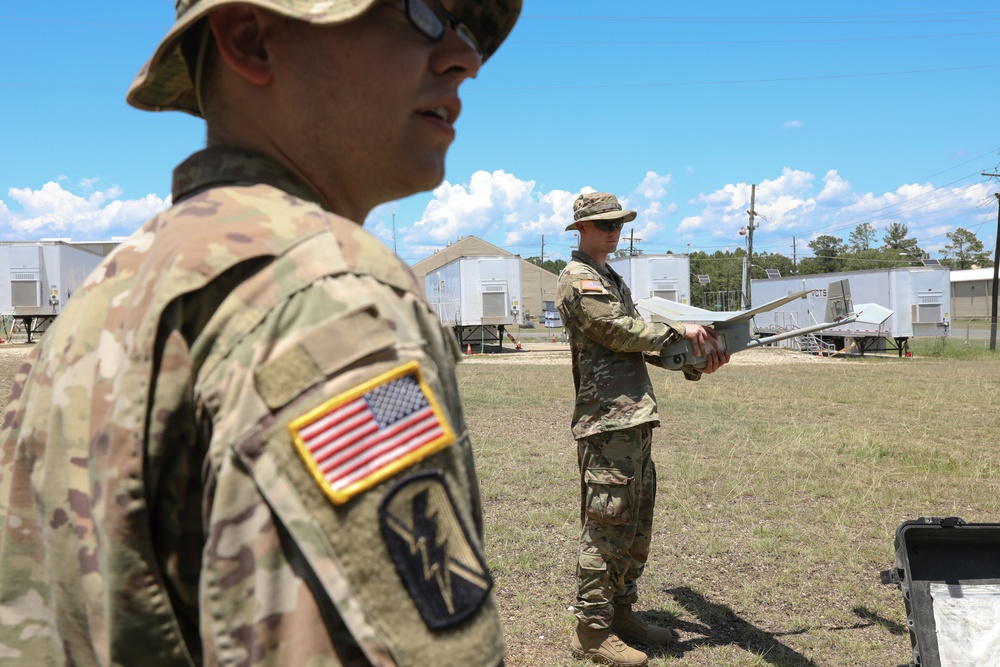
[557, 192, 729, 667]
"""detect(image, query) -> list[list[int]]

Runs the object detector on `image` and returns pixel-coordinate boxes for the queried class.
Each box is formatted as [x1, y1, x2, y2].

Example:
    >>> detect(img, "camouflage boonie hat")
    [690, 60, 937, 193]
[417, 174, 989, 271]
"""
[127, 0, 522, 117]
[564, 192, 637, 231]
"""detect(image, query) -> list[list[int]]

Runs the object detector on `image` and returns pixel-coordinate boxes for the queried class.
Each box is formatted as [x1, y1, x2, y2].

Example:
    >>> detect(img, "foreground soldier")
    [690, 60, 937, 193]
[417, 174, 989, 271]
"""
[557, 192, 729, 666]
[0, 0, 519, 664]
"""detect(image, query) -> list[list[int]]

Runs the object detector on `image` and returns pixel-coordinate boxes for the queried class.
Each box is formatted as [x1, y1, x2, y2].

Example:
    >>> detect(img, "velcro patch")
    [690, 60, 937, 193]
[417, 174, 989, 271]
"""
[580, 279, 605, 293]
[379, 470, 493, 630]
[288, 361, 455, 505]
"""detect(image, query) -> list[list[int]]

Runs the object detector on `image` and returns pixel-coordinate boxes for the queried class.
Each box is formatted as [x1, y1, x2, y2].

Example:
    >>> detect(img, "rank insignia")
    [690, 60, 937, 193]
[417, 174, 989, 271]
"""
[288, 361, 455, 505]
[379, 470, 493, 630]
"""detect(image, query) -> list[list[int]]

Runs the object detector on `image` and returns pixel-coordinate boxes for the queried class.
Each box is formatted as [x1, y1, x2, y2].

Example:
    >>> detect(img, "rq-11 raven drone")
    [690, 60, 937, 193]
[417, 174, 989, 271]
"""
[637, 279, 893, 370]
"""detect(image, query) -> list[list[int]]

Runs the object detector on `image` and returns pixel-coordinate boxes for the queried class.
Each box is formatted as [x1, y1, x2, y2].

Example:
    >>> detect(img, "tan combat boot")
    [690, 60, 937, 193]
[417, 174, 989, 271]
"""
[611, 604, 675, 645]
[571, 623, 648, 666]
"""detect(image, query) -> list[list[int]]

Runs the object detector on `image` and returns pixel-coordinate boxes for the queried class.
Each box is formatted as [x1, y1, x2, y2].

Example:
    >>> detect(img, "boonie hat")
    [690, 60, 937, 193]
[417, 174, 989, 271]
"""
[564, 192, 637, 231]
[127, 0, 522, 117]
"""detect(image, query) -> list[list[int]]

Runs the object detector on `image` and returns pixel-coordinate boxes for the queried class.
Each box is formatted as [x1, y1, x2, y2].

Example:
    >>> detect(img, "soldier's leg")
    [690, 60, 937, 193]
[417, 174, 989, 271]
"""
[574, 428, 642, 629]
[609, 425, 673, 646]
[616, 424, 654, 606]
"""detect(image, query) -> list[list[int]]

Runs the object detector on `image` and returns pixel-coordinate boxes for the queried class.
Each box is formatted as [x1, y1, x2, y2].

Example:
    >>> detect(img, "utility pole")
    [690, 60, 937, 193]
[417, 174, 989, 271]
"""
[982, 172, 1000, 352]
[792, 236, 798, 275]
[742, 184, 757, 308]
[628, 229, 642, 257]
[539, 235, 546, 315]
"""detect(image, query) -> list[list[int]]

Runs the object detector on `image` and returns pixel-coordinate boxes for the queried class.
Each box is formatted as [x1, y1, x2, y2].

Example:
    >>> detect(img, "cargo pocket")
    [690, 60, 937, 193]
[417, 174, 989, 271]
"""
[583, 468, 634, 525]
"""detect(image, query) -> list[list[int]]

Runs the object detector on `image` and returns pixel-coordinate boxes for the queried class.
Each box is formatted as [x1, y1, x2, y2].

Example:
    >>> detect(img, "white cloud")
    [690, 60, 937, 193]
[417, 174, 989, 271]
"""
[782, 120, 804, 128]
[400, 170, 682, 258]
[409, 170, 539, 245]
[1, 181, 169, 240]
[679, 169, 993, 253]
[370, 166, 993, 263]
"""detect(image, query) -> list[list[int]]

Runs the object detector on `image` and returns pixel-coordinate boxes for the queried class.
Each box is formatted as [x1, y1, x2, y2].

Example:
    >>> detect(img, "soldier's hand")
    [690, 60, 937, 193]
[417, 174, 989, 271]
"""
[700, 348, 730, 374]
[683, 323, 720, 359]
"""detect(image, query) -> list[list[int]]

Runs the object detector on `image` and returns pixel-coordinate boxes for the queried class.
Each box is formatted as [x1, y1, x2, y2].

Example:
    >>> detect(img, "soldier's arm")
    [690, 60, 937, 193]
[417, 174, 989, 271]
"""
[562, 278, 686, 353]
[194, 271, 504, 667]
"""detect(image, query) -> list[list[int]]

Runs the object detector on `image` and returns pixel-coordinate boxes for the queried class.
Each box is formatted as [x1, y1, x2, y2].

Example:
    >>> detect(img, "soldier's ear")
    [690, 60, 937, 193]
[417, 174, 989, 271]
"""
[209, 5, 280, 87]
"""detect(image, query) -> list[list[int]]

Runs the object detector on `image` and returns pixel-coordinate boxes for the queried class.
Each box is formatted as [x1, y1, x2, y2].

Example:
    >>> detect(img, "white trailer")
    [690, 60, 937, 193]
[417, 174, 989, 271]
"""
[426, 255, 523, 350]
[750, 267, 951, 355]
[1, 241, 106, 342]
[610, 254, 691, 323]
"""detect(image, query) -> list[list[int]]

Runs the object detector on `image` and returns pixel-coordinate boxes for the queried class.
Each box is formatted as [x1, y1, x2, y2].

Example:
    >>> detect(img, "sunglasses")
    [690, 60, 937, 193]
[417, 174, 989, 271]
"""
[404, 0, 483, 60]
[592, 219, 626, 233]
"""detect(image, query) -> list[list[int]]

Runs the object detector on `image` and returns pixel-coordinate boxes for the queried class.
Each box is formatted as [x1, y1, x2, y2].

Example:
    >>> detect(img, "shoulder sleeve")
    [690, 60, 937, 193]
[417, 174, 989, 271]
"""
[557, 264, 684, 353]
[193, 236, 503, 667]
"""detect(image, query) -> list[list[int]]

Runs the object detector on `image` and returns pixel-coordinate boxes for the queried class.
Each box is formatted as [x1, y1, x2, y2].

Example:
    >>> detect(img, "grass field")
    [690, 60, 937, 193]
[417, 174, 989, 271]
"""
[0, 344, 997, 666]
[460, 347, 1000, 666]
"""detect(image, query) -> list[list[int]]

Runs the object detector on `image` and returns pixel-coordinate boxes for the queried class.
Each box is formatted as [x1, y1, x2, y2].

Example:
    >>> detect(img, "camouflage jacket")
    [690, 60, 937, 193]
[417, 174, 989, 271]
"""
[0, 147, 503, 667]
[556, 250, 692, 440]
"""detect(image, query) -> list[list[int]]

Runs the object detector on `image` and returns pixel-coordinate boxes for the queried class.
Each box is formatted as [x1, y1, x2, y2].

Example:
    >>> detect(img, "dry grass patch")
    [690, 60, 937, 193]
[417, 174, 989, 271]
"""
[460, 349, 1000, 666]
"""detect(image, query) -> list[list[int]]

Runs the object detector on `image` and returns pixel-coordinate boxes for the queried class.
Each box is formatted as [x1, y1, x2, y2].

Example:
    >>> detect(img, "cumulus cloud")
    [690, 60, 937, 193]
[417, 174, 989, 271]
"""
[678, 168, 993, 253]
[374, 166, 992, 262]
[399, 170, 681, 258]
[1, 180, 169, 240]
[408, 170, 540, 245]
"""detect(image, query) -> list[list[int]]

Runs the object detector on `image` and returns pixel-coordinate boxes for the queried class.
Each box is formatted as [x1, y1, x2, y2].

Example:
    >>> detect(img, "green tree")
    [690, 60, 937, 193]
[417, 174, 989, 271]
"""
[753, 251, 795, 278]
[881, 222, 923, 257]
[543, 259, 567, 274]
[800, 235, 847, 274]
[848, 223, 877, 252]
[525, 257, 567, 274]
[689, 249, 745, 309]
[942, 228, 993, 270]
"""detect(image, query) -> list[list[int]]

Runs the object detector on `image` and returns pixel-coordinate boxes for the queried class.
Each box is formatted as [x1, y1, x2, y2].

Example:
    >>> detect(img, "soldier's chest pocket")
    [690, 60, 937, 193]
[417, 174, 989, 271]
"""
[583, 467, 635, 525]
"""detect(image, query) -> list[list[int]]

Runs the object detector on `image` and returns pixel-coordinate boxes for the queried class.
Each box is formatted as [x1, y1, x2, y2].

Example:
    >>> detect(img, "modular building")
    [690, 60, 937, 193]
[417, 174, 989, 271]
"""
[1, 241, 107, 342]
[609, 254, 691, 303]
[426, 255, 523, 348]
[950, 268, 996, 321]
[749, 267, 951, 354]
[609, 254, 691, 322]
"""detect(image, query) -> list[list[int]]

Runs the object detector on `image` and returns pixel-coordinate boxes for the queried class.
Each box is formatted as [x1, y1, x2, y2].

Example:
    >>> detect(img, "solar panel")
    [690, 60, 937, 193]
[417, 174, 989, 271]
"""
[765, 269, 782, 279]
[921, 258, 941, 267]
[697, 274, 711, 285]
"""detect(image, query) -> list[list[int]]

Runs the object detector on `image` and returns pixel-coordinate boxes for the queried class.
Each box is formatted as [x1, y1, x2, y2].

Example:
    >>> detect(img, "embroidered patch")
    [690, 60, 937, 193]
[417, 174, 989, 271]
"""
[379, 470, 493, 630]
[288, 361, 455, 505]
[580, 279, 604, 293]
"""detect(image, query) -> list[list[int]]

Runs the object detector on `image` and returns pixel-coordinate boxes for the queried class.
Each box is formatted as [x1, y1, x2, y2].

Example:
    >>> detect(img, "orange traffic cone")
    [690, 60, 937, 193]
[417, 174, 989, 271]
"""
[466, 343, 472, 355]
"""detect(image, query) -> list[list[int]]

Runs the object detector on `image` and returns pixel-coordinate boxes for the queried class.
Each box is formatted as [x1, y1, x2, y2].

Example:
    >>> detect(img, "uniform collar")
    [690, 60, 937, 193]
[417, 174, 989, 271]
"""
[172, 146, 327, 209]
[571, 250, 623, 283]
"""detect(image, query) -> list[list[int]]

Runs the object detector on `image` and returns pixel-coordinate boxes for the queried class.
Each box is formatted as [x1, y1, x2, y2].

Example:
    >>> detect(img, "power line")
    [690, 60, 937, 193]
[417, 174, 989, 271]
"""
[525, 11, 1000, 25]
[514, 30, 1000, 47]
[475, 64, 1000, 92]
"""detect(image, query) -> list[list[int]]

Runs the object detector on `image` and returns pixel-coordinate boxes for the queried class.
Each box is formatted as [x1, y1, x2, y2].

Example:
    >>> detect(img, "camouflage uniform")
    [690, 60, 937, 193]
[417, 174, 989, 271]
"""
[0, 147, 504, 666]
[557, 249, 696, 630]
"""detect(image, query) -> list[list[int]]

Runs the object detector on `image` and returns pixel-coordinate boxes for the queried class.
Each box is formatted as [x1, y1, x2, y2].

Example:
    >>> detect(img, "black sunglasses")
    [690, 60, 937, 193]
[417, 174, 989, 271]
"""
[593, 219, 626, 233]
[404, 0, 483, 60]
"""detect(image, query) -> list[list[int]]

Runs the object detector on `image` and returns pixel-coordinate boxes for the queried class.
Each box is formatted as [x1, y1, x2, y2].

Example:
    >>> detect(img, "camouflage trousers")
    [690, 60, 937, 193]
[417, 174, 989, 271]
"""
[574, 424, 655, 629]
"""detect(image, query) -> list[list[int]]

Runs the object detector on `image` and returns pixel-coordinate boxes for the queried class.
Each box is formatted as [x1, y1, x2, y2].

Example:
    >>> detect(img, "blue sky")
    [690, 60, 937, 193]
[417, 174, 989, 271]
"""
[2, 2, 999, 265]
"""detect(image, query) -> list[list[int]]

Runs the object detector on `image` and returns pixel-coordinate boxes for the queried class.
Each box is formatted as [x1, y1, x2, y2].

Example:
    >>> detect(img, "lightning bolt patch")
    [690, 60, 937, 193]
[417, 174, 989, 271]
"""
[379, 470, 493, 630]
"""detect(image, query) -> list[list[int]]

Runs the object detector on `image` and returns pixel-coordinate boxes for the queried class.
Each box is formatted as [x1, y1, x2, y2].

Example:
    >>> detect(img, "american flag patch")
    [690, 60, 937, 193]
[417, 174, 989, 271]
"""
[289, 361, 455, 505]
[581, 279, 604, 293]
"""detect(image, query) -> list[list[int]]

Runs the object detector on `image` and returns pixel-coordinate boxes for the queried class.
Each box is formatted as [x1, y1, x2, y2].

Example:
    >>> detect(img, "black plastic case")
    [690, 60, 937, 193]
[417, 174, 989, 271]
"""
[880, 517, 1000, 667]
